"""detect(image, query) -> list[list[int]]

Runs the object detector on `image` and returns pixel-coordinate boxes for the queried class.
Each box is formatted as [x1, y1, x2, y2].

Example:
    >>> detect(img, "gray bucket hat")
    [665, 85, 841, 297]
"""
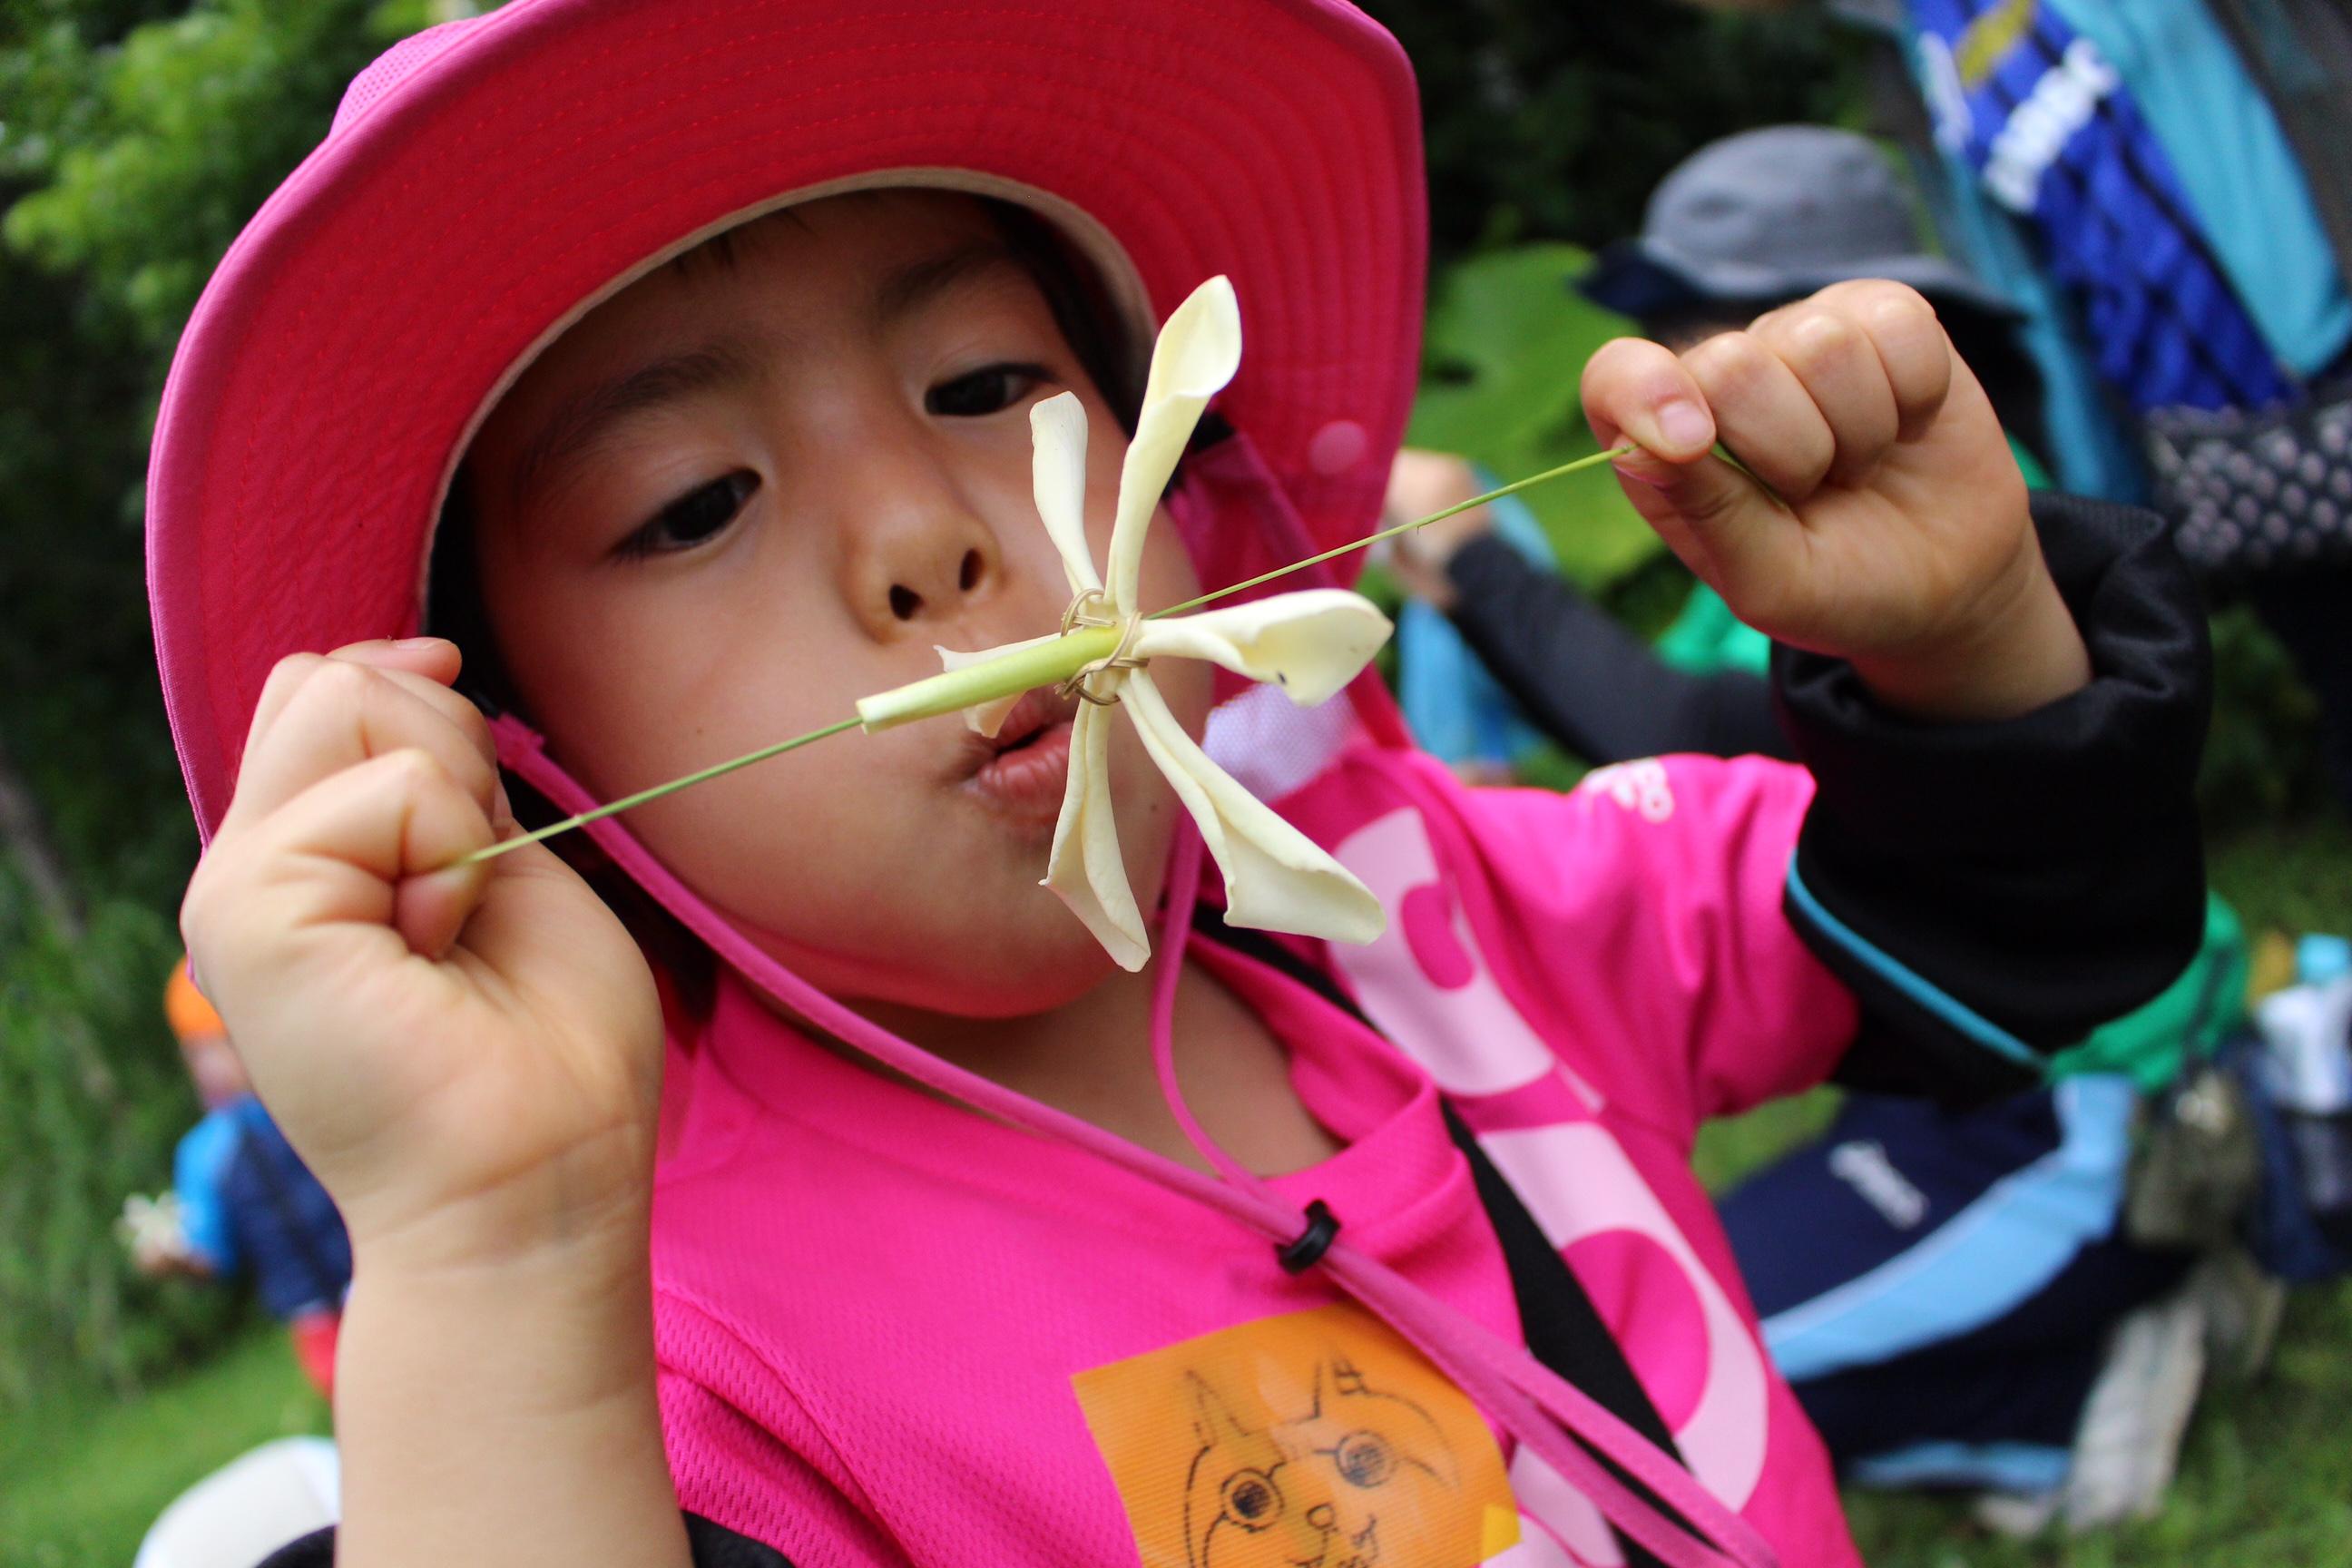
[1580, 124, 2020, 323]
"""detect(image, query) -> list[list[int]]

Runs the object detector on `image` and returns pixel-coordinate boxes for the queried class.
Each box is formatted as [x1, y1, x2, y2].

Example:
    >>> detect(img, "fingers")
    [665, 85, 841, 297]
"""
[228, 640, 499, 834]
[1384, 449, 1485, 523]
[1816, 279, 1954, 440]
[189, 747, 498, 988]
[1580, 337, 1720, 466]
[1704, 282, 1955, 498]
[1682, 329, 1840, 498]
[1581, 280, 1973, 622]
[1582, 337, 1771, 580]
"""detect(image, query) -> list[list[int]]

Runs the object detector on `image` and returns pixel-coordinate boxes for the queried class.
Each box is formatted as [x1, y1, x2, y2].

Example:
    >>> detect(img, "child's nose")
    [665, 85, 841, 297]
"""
[841, 471, 1004, 642]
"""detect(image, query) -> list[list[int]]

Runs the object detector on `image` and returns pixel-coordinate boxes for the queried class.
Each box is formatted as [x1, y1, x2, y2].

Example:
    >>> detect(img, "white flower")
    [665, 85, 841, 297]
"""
[858, 277, 1392, 970]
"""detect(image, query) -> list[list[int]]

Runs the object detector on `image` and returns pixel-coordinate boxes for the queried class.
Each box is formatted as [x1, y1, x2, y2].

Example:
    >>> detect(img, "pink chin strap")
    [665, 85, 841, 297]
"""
[483, 431, 1778, 1568]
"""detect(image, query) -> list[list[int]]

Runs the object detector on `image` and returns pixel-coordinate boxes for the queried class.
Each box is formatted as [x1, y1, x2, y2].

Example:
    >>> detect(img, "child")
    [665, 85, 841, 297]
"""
[153, 4, 2210, 1564]
[132, 957, 349, 1396]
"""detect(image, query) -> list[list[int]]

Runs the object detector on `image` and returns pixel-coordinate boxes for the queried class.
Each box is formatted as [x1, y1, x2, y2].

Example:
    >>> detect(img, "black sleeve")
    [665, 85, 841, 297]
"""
[256, 1514, 794, 1567]
[1442, 533, 1798, 765]
[1775, 492, 2211, 1104]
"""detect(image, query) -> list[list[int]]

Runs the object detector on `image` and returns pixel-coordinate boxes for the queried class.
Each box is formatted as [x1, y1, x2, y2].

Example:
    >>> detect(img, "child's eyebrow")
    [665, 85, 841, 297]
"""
[869, 239, 1027, 326]
[511, 341, 766, 508]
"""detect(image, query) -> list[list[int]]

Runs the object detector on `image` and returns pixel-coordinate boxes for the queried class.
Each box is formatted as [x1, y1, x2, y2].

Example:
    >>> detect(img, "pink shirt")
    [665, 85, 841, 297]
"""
[650, 746, 1863, 1566]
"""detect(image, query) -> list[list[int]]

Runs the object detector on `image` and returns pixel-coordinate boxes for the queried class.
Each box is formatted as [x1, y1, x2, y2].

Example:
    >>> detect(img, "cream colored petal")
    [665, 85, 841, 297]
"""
[1044, 694, 1151, 971]
[1122, 671, 1385, 946]
[1132, 590, 1393, 709]
[1108, 276, 1242, 611]
[1030, 392, 1102, 599]
[936, 633, 1060, 736]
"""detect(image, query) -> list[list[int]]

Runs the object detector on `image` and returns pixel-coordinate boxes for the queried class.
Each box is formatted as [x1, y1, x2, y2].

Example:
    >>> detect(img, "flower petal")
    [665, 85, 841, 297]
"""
[1132, 590, 1393, 709]
[1030, 392, 1102, 598]
[935, 633, 1061, 736]
[1044, 695, 1152, 971]
[1108, 276, 1242, 610]
[1121, 671, 1386, 946]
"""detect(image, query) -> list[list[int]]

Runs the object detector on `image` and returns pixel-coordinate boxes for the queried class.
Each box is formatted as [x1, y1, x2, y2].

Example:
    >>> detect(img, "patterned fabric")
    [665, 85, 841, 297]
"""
[2146, 384, 2352, 574]
[1906, 0, 2292, 413]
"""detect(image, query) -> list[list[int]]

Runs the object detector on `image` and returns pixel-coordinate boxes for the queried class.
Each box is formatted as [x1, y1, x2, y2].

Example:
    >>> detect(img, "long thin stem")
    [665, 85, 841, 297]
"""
[453, 446, 1632, 865]
[1151, 445, 1632, 618]
[457, 716, 863, 866]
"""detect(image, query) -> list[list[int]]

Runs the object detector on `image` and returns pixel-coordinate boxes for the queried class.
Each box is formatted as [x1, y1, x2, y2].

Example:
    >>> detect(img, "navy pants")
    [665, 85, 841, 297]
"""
[1717, 1078, 2190, 1493]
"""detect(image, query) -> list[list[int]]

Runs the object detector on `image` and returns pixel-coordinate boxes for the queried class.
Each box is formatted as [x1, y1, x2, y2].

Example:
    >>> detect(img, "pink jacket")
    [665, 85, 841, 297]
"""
[647, 742, 1863, 1567]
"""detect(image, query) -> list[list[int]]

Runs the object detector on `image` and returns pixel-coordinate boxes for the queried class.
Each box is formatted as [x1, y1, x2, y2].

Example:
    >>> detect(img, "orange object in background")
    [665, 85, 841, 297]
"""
[165, 956, 225, 1041]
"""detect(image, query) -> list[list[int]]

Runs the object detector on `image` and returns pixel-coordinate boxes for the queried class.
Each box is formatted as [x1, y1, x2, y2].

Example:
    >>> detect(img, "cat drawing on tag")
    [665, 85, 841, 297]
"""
[1182, 1356, 1463, 1568]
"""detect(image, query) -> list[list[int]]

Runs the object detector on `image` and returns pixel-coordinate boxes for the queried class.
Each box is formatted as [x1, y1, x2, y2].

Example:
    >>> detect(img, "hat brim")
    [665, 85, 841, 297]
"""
[149, 0, 1426, 842]
[1577, 237, 2021, 325]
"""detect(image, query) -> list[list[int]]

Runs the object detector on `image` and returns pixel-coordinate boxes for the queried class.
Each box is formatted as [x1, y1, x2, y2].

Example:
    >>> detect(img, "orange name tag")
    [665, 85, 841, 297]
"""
[1073, 1301, 1521, 1567]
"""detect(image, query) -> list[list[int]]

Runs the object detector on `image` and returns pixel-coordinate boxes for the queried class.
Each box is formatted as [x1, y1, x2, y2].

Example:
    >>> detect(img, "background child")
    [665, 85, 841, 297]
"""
[150, 4, 2209, 1564]
[1386, 126, 2255, 1529]
[129, 958, 348, 1396]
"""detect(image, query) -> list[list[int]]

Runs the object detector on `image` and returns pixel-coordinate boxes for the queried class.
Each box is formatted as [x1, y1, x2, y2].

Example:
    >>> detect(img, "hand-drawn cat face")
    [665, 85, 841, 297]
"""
[1183, 1356, 1463, 1568]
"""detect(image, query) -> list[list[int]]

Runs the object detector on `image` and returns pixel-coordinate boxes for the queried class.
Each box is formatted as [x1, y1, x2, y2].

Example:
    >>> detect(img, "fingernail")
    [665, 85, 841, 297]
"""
[1612, 459, 1671, 494]
[394, 636, 446, 651]
[1656, 399, 1713, 454]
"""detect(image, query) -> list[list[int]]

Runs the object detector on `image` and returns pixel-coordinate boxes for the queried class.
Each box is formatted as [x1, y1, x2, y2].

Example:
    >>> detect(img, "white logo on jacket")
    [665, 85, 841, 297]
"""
[1329, 808, 1771, 1563]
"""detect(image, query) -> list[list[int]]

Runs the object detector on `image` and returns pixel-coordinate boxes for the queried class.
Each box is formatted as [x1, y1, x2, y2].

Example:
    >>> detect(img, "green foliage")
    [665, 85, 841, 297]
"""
[0, 1318, 327, 1567]
[1359, 1, 1858, 258]
[1380, 0, 1862, 593]
[0, 0, 454, 1406]
[0, 893, 240, 1402]
[5, 0, 443, 353]
[2200, 603, 2328, 833]
[1407, 243, 1665, 587]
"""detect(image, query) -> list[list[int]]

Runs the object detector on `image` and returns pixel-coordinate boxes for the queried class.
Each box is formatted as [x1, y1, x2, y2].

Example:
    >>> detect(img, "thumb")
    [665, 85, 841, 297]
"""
[1582, 337, 1785, 585]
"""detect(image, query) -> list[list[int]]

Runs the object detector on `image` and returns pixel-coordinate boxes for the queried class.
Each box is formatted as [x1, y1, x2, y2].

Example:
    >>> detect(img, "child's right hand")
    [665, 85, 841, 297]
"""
[181, 639, 663, 1277]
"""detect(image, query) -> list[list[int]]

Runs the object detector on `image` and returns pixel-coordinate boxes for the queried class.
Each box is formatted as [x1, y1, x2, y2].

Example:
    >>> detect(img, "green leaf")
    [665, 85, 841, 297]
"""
[1406, 243, 1662, 587]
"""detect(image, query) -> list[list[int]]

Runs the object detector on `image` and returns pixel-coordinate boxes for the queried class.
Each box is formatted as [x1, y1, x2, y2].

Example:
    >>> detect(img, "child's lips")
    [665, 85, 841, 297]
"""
[960, 689, 1076, 828]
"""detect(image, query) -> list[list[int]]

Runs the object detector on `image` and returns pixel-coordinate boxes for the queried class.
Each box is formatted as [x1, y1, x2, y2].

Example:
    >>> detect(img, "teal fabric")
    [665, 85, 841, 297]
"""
[1395, 473, 1553, 768]
[1656, 583, 1771, 678]
[2046, 0, 2352, 378]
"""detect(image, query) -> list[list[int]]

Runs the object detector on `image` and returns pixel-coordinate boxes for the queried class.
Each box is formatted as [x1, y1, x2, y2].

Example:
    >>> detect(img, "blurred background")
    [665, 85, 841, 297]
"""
[3, 1, 2348, 1563]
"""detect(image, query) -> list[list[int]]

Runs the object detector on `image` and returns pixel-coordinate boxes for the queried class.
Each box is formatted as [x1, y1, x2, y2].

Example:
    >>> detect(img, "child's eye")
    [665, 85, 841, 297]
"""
[616, 470, 760, 560]
[926, 362, 1055, 418]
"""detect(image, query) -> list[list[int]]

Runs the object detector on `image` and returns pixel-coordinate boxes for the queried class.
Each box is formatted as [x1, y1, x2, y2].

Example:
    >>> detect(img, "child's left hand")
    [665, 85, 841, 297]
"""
[1582, 280, 2091, 721]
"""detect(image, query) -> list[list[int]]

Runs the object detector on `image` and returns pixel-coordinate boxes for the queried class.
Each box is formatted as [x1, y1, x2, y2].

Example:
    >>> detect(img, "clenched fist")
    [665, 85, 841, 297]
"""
[1582, 280, 2090, 721]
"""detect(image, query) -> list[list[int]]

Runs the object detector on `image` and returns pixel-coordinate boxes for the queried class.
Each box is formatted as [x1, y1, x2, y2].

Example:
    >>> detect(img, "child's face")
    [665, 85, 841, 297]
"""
[180, 1032, 250, 1110]
[465, 191, 1211, 1016]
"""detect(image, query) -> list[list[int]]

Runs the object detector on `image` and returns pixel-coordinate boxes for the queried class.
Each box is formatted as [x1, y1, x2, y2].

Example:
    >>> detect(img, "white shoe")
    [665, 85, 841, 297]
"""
[2188, 1246, 2288, 1385]
[2059, 1288, 2210, 1532]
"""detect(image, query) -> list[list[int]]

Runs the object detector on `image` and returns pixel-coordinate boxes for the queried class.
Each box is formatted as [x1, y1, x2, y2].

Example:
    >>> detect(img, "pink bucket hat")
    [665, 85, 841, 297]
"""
[148, 0, 1426, 840]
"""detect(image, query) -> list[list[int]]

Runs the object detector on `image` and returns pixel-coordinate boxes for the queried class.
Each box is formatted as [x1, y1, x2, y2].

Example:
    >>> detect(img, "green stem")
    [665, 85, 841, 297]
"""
[1150, 445, 1633, 619]
[448, 446, 1632, 865]
[456, 716, 864, 866]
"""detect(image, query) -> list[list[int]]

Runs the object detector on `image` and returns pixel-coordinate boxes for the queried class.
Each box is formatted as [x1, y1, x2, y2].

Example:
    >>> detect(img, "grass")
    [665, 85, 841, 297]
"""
[0, 1317, 325, 1567]
[5, 824, 2348, 1566]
